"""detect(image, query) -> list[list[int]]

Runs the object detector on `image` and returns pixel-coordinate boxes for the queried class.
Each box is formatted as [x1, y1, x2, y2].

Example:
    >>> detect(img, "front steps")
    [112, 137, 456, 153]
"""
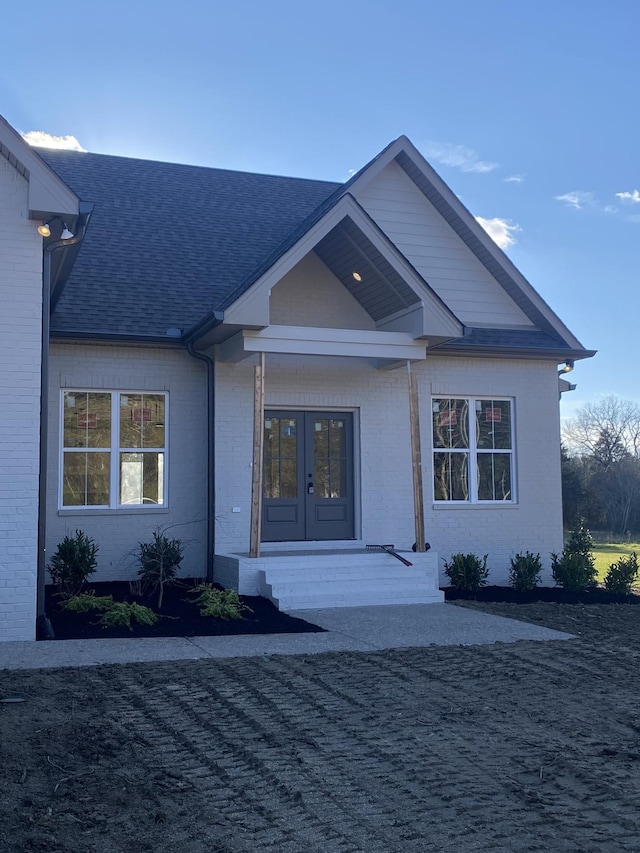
[214, 546, 443, 610]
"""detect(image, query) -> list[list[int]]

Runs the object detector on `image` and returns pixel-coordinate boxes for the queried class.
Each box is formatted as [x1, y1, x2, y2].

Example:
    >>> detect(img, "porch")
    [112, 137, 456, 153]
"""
[214, 541, 443, 610]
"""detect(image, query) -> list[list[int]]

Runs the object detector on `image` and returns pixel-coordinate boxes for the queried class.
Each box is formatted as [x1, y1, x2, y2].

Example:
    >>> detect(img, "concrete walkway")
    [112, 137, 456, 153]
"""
[0, 602, 573, 670]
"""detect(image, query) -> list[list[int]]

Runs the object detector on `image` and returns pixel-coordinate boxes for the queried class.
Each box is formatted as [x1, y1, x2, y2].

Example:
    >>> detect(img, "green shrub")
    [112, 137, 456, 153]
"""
[99, 601, 158, 631]
[551, 552, 598, 591]
[604, 553, 639, 595]
[552, 521, 597, 591]
[188, 584, 252, 620]
[443, 553, 489, 592]
[47, 530, 98, 598]
[509, 552, 542, 592]
[136, 529, 183, 608]
[565, 520, 595, 561]
[60, 591, 113, 613]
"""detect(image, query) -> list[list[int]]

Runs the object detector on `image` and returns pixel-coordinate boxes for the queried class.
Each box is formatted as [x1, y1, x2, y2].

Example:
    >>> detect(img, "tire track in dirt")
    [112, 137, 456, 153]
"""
[92, 641, 640, 853]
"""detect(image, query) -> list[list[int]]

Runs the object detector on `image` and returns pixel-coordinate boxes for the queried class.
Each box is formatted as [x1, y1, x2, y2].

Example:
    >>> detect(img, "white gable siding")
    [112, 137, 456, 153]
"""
[270, 252, 375, 330]
[356, 161, 534, 328]
[46, 344, 208, 581]
[214, 354, 562, 586]
[0, 157, 42, 641]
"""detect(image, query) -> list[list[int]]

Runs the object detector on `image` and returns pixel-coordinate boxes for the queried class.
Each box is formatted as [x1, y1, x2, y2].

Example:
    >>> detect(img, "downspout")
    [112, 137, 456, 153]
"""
[187, 342, 216, 582]
[36, 222, 90, 639]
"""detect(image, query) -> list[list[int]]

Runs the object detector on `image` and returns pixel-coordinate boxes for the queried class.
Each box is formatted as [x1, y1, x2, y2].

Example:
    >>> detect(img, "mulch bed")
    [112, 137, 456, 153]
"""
[44, 580, 325, 641]
[443, 584, 640, 605]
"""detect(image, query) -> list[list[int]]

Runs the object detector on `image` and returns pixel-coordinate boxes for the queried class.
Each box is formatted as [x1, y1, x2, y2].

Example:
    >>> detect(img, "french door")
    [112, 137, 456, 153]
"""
[262, 411, 354, 541]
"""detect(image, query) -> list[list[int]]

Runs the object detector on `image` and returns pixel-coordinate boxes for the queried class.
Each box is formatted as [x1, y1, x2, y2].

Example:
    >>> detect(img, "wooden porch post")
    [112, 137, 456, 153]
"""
[249, 352, 265, 558]
[407, 360, 426, 552]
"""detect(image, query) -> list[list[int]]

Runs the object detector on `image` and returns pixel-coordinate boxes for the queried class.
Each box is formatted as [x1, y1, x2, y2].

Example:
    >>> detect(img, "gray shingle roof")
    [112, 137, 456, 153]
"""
[39, 150, 339, 338]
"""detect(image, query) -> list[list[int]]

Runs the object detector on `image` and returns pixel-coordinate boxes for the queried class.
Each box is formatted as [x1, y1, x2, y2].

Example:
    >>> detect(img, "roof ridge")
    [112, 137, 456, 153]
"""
[37, 147, 342, 187]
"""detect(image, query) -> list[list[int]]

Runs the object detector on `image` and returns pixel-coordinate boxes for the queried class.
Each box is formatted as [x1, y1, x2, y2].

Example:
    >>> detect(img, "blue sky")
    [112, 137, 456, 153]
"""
[2, 0, 638, 417]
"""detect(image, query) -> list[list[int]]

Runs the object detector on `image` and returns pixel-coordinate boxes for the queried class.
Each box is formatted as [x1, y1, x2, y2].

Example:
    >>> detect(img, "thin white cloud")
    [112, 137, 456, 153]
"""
[424, 141, 498, 174]
[22, 130, 86, 151]
[475, 216, 521, 250]
[615, 190, 640, 204]
[503, 174, 526, 183]
[554, 191, 596, 210]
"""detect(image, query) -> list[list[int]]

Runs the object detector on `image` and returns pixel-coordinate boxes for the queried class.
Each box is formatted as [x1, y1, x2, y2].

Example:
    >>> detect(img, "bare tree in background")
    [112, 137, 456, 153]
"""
[562, 397, 640, 533]
[563, 396, 640, 461]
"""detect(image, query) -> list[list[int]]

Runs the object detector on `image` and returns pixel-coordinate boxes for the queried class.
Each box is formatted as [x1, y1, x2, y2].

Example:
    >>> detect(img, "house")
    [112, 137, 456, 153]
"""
[0, 114, 594, 641]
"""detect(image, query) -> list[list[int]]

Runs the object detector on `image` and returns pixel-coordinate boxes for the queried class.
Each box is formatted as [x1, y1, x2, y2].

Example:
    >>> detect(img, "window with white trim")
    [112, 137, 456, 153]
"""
[61, 391, 167, 508]
[432, 397, 514, 502]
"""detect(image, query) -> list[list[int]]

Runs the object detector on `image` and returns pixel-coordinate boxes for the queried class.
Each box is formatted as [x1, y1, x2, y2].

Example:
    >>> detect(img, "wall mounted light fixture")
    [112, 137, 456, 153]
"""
[558, 359, 574, 375]
[38, 217, 74, 239]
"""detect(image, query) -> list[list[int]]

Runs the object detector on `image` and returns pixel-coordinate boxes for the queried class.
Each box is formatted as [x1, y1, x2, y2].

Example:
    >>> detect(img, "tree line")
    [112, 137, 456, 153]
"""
[562, 396, 640, 534]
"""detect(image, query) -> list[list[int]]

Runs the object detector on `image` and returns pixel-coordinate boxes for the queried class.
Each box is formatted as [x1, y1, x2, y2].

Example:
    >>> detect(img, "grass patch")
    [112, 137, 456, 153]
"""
[591, 542, 640, 580]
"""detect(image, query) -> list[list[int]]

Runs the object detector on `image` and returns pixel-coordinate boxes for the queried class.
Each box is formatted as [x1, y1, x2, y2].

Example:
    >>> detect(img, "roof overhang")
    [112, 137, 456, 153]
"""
[194, 193, 462, 348]
[0, 115, 79, 219]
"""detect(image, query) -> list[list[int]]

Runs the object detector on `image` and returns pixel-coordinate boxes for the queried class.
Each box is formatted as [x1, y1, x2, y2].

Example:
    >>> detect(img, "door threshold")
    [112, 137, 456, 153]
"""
[260, 540, 364, 553]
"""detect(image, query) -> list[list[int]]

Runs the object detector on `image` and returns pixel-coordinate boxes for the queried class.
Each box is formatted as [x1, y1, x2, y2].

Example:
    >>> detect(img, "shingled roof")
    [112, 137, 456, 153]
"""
[39, 150, 340, 338]
[38, 146, 593, 361]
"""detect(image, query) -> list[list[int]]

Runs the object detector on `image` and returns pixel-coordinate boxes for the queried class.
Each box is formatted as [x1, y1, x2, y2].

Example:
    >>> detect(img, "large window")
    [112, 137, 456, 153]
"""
[61, 391, 167, 508]
[432, 397, 513, 503]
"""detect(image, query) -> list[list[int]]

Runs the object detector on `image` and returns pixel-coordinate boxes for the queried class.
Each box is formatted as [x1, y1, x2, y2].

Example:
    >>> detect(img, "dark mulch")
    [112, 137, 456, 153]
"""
[443, 584, 640, 605]
[44, 580, 325, 641]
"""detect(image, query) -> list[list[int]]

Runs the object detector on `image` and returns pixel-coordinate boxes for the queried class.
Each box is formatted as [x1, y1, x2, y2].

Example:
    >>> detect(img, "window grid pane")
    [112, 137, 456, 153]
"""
[61, 390, 167, 509]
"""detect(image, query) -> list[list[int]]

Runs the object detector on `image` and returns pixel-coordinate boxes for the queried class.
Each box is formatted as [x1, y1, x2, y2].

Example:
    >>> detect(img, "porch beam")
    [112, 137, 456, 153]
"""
[407, 361, 426, 552]
[249, 352, 266, 558]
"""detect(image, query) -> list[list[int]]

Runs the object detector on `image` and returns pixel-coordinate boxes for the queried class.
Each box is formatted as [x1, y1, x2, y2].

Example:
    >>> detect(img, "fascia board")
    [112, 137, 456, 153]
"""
[241, 325, 428, 361]
[392, 136, 588, 350]
[340, 137, 409, 198]
[0, 115, 79, 217]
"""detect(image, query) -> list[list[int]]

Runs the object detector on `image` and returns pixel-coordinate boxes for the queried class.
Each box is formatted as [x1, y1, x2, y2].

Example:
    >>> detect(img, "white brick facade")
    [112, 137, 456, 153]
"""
[0, 158, 43, 641]
[46, 343, 208, 581]
[215, 353, 563, 585]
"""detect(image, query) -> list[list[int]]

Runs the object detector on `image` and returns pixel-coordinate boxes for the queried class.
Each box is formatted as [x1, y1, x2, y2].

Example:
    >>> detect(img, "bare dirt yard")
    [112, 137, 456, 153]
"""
[2, 601, 640, 853]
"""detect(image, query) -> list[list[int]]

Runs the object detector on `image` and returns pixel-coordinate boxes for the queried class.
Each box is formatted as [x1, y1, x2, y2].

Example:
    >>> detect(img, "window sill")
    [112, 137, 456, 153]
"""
[431, 503, 518, 510]
[58, 507, 170, 517]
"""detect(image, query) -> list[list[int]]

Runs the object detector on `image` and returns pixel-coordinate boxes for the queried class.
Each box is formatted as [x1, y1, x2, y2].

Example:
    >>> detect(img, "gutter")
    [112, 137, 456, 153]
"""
[186, 342, 216, 582]
[36, 215, 91, 639]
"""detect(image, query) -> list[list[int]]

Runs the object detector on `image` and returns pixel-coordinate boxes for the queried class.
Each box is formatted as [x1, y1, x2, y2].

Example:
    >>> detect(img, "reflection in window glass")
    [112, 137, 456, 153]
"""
[433, 397, 513, 503]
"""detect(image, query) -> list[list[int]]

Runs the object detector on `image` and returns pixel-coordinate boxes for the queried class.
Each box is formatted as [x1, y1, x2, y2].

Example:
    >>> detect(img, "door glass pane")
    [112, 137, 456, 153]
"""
[432, 399, 469, 449]
[314, 419, 346, 499]
[433, 452, 469, 501]
[63, 392, 111, 448]
[477, 453, 512, 501]
[63, 451, 110, 506]
[264, 416, 298, 499]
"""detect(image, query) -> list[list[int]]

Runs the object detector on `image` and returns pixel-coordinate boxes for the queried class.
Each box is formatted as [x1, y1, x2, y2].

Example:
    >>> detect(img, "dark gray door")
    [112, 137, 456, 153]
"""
[262, 411, 354, 542]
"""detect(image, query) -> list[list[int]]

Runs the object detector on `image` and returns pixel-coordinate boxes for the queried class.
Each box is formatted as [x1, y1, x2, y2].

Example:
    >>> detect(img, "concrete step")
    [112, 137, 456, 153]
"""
[278, 590, 444, 610]
[259, 550, 442, 610]
[262, 566, 428, 583]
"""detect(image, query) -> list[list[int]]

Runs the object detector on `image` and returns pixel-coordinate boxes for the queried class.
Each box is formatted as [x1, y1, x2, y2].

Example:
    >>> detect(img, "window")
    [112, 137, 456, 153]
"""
[432, 397, 513, 503]
[61, 391, 167, 508]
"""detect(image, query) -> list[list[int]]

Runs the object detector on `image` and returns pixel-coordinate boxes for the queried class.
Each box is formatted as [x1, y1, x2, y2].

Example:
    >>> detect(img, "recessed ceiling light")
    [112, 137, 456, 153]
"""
[352, 271, 362, 282]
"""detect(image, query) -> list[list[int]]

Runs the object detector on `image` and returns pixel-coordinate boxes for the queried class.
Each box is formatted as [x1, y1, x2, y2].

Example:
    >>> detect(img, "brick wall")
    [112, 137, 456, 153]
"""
[46, 343, 208, 581]
[0, 158, 43, 641]
[215, 353, 563, 585]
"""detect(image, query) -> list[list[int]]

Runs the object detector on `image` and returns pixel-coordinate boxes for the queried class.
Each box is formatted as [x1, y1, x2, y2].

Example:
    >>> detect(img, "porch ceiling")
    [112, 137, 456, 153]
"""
[314, 217, 420, 321]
